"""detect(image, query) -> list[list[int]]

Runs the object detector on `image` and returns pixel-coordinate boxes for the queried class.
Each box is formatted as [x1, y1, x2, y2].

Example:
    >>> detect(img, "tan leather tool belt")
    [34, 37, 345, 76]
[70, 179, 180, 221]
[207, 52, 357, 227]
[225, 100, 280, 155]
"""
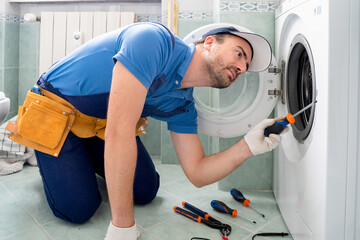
[6, 87, 146, 157]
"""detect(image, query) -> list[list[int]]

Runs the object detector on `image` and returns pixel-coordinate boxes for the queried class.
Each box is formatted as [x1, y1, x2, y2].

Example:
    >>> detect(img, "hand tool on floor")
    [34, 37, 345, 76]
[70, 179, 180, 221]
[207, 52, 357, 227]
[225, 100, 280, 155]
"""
[264, 100, 317, 137]
[174, 202, 232, 237]
[211, 200, 256, 224]
[252, 232, 289, 239]
[230, 188, 265, 218]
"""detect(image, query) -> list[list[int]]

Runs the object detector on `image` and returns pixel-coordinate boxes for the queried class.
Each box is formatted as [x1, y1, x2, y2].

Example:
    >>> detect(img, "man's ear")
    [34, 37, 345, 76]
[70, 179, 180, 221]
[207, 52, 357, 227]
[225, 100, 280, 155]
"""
[203, 36, 215, 51]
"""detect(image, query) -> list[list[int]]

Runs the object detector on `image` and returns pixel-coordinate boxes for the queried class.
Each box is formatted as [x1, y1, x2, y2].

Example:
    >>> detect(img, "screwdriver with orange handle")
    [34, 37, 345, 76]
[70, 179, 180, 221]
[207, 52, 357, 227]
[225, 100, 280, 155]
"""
[264, 101, 317, 137]
[211, 200, 256, 224]
[182, 201, 221, 223]
[230, 188, 265, 218]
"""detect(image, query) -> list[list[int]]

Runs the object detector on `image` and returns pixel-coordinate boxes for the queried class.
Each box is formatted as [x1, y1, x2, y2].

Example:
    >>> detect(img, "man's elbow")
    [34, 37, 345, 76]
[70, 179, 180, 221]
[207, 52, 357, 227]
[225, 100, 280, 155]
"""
[187, 175, 207, 188]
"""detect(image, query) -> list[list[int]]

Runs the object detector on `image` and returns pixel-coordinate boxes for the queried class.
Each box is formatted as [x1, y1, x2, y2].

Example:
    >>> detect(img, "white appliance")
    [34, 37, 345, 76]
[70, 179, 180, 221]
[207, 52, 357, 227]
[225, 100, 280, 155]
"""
[0, 92, 10, 125]
[273, 0, 360, 239]
[183, 0, 360, 238]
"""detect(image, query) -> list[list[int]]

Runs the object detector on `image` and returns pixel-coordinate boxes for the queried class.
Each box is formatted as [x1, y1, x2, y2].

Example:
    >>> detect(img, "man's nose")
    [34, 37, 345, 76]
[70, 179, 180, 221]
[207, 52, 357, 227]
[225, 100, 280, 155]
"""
[236, 60, 247, 74]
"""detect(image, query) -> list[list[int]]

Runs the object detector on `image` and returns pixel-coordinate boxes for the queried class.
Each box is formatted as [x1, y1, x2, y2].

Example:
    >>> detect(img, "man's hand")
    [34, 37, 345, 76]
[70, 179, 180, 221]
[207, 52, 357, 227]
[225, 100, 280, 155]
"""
[104, 221, 140, 240]
[244, 118, 288, 155]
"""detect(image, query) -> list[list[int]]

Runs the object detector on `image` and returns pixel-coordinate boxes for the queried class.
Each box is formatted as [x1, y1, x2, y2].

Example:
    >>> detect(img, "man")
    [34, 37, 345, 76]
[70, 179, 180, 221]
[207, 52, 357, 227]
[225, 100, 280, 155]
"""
[10, 22, 284, 239]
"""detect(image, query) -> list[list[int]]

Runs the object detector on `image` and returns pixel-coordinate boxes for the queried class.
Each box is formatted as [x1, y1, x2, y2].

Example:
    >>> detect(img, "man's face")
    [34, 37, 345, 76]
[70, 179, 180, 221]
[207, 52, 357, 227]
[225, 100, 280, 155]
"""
[204, 35, 253, 89]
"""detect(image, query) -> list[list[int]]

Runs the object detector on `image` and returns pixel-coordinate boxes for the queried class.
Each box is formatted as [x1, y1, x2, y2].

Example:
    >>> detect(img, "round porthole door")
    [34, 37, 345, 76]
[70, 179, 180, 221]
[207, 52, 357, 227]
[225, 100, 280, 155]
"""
[183, 23, 280, 138]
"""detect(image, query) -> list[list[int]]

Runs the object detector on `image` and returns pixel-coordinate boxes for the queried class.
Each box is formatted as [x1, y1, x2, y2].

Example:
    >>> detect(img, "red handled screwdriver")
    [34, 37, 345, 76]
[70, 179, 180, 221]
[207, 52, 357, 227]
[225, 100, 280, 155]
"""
[211, 200, 256, 224]
[264, 101, 317, 137]
[230, 188, 265, 218]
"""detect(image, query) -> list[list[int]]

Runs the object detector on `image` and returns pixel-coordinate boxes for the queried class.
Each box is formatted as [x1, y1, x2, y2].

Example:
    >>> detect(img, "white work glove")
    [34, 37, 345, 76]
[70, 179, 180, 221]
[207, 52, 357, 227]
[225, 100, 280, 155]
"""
[244, 118, 288, 156]
[104, 221, 141, 240]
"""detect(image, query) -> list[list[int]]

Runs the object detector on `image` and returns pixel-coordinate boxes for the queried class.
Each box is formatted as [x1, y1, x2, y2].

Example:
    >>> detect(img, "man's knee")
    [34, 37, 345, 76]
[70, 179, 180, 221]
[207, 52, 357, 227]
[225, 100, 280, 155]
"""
[134, 172, 160, 205]
[49, 195, 102, 224]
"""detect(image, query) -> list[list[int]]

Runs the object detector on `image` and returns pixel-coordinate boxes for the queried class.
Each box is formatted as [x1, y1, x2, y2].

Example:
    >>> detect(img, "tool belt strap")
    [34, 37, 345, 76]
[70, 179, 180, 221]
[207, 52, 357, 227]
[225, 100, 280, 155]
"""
[6, 87, 147, 157]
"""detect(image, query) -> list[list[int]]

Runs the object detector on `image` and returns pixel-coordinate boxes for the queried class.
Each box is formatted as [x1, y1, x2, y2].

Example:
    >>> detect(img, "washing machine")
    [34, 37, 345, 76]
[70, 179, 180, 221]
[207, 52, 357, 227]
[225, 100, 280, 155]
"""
[182, 2, 359, 238]
[274, 0, 359, 239]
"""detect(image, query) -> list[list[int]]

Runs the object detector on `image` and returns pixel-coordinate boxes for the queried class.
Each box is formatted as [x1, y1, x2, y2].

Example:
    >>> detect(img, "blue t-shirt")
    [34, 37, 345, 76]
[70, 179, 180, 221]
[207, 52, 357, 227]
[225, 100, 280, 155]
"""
[43, 22, 197, 134]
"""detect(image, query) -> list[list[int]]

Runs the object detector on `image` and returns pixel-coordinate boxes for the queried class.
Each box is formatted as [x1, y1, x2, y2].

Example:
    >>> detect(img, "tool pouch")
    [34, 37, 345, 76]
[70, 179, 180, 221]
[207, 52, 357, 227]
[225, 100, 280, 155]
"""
[6, 91, 75, 157]
[6, 88, 148, 157]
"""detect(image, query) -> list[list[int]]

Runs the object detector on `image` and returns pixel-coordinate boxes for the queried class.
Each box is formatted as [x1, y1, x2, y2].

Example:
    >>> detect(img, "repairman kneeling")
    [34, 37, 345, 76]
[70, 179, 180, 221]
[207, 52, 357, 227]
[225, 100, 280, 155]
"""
[6, 22, 287, 240]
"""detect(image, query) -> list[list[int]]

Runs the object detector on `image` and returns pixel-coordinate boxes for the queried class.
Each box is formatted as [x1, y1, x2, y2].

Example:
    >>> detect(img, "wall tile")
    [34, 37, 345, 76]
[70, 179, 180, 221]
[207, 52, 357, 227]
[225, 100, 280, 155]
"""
[18, 67, 38, 104]
[4, 22, 19, 68]
[178, 20, 214, 39]
[19, 22, 40, 69]
[218, 135, 273, 190]
[220, 12, 275, 52]
[139, 118, 161, 157]
[160, 122, 177, 164]
[161, 121, 210, 164]
[4, 68, 19, 113]
[0, 68, 2, 91]
[0, 21, 3, 68]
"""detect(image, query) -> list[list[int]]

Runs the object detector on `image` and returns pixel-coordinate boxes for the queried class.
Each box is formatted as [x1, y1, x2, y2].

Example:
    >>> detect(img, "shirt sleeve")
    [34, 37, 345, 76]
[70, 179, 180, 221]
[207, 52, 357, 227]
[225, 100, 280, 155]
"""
[113, 23, 173, 89]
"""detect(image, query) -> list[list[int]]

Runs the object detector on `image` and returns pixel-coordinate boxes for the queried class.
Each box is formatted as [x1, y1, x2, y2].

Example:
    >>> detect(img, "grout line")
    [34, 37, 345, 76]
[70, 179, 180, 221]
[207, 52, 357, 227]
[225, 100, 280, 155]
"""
[160, 175, 187, 187]
[143, 230, 162, 240]
[141, 214, 178, 232]
[0, 180, 54, 240]
[252, 215, 281, 233]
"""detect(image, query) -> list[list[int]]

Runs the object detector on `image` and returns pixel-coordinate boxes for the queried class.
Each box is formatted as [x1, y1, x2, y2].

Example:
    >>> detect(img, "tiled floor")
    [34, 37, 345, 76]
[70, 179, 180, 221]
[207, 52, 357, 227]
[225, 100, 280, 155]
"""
[0, 158, 292, 240]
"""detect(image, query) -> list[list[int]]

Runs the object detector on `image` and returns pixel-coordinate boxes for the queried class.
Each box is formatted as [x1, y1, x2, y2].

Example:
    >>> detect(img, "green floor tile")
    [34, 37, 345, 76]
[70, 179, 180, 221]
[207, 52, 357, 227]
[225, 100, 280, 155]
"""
[17, 193, 57, 225]
[1, 226, 51, 240]
[2, 170, 44, 201]
[138, 230, 160, 240]
[0, 183, 15, 207]
[156, 164, 187, 186]
[134, 190, 180, 230]
[0, 202, 38, 239]
[148, 214, 251, 240]
[42, 207, 110, 240]
[160, 177, 221, 206]
[0, 165, 39, 183]
[244, 216, 293, 240]
[0, 162, 291, 240]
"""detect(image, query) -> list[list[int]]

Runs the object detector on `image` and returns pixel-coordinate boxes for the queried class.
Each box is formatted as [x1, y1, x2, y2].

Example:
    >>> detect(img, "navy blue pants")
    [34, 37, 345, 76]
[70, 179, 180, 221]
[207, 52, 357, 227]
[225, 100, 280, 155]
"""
[35, 132, 160, 224]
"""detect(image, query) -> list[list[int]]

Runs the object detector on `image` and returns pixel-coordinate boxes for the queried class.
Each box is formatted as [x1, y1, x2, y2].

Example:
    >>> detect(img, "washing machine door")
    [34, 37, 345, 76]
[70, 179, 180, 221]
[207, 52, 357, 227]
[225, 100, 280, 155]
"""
[183, 23, 280, 138]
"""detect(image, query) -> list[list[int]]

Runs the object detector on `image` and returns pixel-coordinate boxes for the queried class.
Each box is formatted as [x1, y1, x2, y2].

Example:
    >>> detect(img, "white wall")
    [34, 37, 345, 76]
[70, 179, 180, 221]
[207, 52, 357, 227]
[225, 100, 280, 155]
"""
[18, 2, 160, 17]
[0, 1, 20, 14]
[1, 0, 160, 17]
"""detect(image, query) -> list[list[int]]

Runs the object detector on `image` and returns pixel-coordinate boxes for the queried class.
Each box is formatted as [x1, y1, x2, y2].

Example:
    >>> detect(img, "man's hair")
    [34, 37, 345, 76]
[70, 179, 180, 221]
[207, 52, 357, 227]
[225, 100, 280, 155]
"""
[193, 33, 227, 45]
[193, 33, 254, 60]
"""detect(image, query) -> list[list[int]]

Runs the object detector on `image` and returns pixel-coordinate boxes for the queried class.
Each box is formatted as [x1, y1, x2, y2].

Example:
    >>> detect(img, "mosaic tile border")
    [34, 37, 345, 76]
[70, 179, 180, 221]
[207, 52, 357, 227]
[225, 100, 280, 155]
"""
[0, 12, 21, 23]
[162, 10, 214, 22]
[162, 1, 278, 22]
[136, 14, 162, 23]
[220, 1, 278, 12]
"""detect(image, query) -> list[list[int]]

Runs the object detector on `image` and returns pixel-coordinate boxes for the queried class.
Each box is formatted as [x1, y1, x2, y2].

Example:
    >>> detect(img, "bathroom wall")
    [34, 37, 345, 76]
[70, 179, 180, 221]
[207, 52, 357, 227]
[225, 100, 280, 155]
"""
[0, 2, 21, 119]
[218, 0, 277, 191]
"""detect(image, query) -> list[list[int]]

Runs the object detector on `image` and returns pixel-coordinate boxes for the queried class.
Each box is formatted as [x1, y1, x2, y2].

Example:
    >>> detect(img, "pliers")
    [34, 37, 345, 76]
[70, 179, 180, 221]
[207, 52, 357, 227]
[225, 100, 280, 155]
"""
[174, 201, 232, 237]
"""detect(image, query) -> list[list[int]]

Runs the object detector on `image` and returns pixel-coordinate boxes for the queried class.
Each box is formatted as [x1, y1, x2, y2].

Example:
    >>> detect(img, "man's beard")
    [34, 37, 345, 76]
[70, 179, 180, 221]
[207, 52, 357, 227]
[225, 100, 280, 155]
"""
[205, 57, 234, 89]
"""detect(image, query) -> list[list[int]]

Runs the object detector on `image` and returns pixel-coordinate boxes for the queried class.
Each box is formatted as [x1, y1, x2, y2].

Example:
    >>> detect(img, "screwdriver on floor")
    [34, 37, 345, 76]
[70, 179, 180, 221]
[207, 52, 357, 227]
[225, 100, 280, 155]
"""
[264, 100, 317, 137]
[211, 200, 256, 224]
[230, 188, 265, 218]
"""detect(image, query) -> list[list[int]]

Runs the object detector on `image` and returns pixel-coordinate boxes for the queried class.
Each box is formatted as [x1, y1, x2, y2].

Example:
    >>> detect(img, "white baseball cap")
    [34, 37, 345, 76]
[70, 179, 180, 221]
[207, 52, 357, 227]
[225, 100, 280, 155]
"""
[202, 27, 272, 72]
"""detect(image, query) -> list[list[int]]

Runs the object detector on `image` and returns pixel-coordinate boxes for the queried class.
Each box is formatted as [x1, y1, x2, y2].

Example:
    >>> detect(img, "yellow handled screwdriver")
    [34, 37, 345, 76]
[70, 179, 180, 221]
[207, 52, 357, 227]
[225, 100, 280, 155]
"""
[264, 101, 317, 137]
